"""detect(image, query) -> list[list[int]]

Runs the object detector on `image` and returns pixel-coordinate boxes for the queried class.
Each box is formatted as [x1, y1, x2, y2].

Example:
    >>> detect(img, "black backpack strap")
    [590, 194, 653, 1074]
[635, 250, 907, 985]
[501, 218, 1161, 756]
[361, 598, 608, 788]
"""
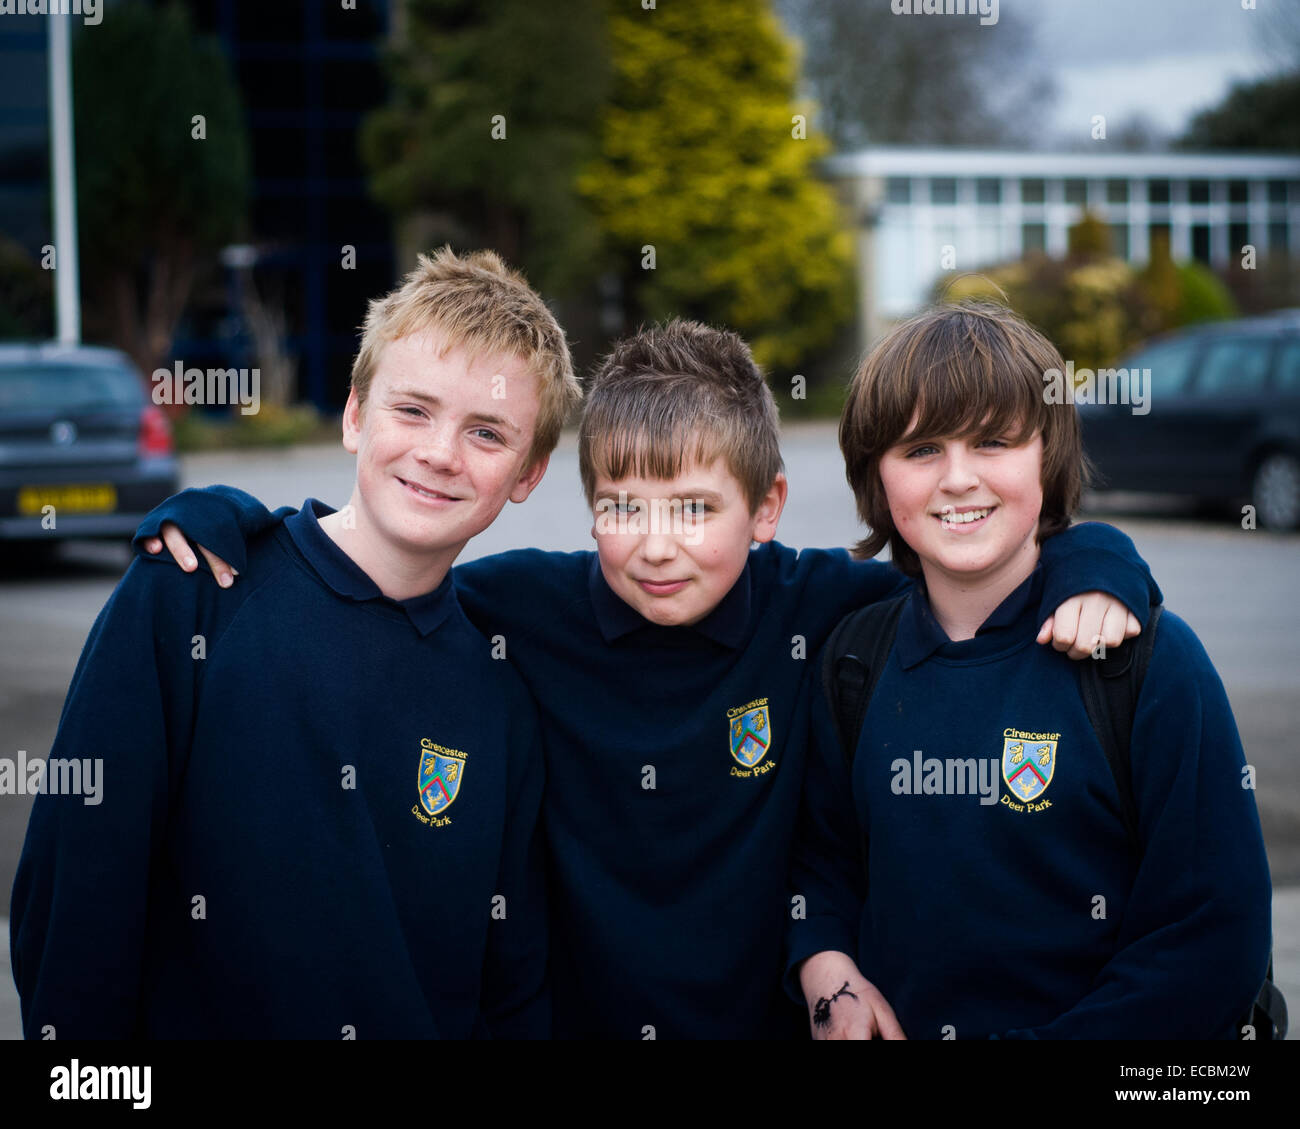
[819, 593, 909, 885]
[1076, 605, 1163, 853]
[820, 594, 910, 769]
[1077, 607, 1286, 1039]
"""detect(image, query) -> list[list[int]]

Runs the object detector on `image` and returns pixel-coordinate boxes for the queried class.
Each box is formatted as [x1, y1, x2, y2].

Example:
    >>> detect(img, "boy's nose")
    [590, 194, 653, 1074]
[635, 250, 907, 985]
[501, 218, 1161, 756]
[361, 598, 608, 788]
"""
[938, 449, 980, 493]
[640, 530, 678, 564]
[417, 426, 462, 473]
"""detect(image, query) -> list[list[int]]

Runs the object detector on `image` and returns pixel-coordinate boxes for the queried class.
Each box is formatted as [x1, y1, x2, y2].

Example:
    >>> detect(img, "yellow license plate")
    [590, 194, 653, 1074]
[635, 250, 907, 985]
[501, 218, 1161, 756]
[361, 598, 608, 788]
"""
[17, 484, 118, 515]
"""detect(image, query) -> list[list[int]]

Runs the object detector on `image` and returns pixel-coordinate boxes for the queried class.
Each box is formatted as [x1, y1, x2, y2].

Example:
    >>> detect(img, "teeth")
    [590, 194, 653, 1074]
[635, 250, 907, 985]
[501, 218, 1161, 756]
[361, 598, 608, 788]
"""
[407, 481, 447, 500]
[939, 508, 989, 524]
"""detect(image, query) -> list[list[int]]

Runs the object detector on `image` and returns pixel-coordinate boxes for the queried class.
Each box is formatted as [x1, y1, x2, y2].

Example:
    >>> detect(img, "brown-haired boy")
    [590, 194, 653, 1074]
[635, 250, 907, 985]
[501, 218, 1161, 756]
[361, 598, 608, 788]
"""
[134, 312, 1158, 1039]
[791, 302, 1271, 1039]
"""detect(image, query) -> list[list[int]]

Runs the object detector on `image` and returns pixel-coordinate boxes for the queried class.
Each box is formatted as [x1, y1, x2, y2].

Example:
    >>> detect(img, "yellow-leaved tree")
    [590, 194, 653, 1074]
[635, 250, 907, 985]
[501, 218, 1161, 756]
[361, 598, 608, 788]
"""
[578, 0, 853, 371]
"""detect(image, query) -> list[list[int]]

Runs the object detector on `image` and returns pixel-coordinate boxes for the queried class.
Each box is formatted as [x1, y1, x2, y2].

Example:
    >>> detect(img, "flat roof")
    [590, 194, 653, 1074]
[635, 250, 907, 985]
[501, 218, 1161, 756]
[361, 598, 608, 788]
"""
[827, 147, 1300, 179]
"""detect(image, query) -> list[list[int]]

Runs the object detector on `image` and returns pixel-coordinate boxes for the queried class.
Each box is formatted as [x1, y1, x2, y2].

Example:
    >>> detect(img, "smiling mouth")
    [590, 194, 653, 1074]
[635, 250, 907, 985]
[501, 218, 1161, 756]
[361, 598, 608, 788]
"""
[637, 578, 690, 595]
[398, 477, 460, 503]
[936, 506, 995, 529]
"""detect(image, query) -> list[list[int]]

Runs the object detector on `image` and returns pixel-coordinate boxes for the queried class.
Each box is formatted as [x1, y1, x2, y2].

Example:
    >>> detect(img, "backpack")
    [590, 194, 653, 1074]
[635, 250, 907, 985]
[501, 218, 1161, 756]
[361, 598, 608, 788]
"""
[820, 593, 1287, 1041]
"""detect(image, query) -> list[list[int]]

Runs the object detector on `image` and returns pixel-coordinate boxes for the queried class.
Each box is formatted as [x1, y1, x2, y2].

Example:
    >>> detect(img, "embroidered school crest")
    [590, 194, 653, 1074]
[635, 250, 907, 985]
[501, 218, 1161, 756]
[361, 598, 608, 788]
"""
[1002, 736, 1057, 803]
[417, 740, 468, 817]
[728, 698, 772, 768]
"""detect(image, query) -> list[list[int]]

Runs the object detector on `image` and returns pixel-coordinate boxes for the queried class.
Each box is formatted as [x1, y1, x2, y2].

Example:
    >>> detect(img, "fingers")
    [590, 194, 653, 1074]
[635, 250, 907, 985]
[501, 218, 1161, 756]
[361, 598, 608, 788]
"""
[197, 544, 237, 589]
[1041, 595, 1143, 658]
[1099, 605, 1126, 654]
[159, 521, 237, 586]
[1048, 596, 1085, 657]
[868, 990, 906, 1040]
[1079, 594, 1136, 658]
[161, 522, 197, 570]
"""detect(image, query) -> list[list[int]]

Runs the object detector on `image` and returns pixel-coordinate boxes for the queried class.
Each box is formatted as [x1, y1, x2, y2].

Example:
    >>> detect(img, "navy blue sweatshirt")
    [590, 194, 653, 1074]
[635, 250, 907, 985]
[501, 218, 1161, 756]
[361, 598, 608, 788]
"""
[123, 487, 1159, 1038]
[788, 566, 1271, 1039]
[11, 500, 548, 1039]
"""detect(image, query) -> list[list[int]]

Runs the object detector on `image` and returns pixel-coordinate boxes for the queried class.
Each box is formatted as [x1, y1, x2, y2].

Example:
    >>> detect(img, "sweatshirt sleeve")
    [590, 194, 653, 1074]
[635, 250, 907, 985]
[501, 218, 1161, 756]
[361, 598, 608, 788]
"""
[1037, 520, 1162, 630]
[9, 561, 204, 1038]
[783, 661, 869, 1006]
[478, 686, 551, 1039]
[132, 485, 293, 575]
[998, 612, 1272, 1040]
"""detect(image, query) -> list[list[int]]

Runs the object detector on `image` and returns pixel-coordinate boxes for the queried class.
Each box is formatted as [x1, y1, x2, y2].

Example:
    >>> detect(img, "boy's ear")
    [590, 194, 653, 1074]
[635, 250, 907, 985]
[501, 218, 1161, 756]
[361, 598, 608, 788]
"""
[341, 389, 363, 454]
[750, 472, 788, 544]
[509, 452, 550, 504]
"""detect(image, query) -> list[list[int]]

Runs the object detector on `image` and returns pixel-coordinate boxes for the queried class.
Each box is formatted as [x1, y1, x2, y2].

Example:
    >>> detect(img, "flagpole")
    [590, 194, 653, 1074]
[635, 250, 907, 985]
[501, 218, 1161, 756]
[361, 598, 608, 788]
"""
[48, 13, 81, 346]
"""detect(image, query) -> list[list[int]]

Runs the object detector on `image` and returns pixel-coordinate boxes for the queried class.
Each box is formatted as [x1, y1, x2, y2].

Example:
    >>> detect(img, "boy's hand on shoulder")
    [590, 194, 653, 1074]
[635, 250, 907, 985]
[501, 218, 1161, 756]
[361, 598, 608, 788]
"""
[143, 521, 238, 588]
[1037, 591, 1140, 661]
[799, 951, 905, 1040]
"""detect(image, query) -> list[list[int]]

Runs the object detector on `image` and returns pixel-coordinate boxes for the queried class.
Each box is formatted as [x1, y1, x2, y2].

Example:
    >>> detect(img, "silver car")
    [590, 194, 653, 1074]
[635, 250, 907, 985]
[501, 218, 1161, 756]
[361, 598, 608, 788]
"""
[0, 343, 179, 542]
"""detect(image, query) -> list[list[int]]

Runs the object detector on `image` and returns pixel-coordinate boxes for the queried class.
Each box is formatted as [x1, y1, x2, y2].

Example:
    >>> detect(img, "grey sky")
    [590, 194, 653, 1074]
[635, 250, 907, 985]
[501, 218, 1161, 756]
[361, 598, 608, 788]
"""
[1029, 0, 1280, 139]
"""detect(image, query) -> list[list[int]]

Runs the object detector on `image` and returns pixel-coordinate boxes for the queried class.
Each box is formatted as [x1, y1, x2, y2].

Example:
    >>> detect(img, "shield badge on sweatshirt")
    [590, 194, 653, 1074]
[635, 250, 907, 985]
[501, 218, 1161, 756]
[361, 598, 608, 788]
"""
[729, 705, 772, 768]
[418, 745, 466, 816]
[1002, 738, 1056, 802]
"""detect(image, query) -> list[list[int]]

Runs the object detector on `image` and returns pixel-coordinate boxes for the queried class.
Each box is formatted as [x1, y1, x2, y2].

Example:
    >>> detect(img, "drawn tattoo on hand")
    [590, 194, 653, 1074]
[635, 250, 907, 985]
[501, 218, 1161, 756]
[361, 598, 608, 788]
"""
[812, 980, 859, 1028]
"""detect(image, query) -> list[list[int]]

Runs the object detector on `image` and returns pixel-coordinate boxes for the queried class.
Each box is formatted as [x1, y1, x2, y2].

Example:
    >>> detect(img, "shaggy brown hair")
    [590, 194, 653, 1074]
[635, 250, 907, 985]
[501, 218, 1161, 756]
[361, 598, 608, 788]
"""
[839, 301, 1090, 576]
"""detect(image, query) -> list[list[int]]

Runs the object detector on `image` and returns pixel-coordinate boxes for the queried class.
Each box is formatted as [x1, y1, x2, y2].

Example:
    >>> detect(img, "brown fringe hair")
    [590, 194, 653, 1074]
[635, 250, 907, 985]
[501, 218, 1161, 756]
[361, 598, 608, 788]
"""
[579, 319, 784, 512]
[839, 301, 1090, 576]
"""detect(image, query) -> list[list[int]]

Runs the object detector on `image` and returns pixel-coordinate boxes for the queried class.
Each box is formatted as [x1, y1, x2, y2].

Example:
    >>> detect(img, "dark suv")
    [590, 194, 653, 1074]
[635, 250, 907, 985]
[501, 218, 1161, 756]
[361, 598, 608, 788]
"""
[1078, 312, 1300, 530]
[0, 343, 179, 542]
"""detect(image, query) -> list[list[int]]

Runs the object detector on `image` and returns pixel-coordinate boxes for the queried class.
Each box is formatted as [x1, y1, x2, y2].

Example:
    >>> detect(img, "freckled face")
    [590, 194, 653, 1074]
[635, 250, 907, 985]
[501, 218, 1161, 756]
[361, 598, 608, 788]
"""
[343, 329, 547, 563]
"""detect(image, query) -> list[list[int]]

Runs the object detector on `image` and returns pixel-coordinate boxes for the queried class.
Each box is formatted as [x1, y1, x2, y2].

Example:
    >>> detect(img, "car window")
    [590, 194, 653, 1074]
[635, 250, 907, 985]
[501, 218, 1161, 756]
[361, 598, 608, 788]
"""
[0, 365, 142, 412]
[1192, 338, 1273, 396]
[1275, 340, 1300, 392]
[1120, 338, 1199, 397]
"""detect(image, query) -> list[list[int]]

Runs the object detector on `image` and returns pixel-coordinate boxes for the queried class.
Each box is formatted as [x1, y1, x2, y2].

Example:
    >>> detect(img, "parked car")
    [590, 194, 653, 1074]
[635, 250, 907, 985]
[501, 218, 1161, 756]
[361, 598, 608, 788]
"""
[1078, 312, 1300, 531]
[0, 343, 179, 542]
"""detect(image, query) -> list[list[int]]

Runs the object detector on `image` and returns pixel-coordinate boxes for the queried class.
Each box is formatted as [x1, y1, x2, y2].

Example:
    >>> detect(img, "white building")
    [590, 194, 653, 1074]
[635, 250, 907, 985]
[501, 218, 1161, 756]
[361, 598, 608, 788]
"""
[826, 147, 1300, 347]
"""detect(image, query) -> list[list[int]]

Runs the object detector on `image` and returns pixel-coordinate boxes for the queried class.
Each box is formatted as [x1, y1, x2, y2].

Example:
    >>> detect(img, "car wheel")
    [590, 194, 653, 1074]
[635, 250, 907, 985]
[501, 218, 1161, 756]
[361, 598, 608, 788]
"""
[1252, 452, 1300, 531]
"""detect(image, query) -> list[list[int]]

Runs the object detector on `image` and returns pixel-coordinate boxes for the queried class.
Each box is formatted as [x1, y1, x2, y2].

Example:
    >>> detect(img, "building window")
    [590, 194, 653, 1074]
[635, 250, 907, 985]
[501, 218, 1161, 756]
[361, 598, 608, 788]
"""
[1064, 178, 1087, 205]
[886, 177, 911, 204]
[975, 178, 1001, 205]
[1021, 178, 1045, 204]
[1022, 223, 1047, 255]
[930, 177, 957, 205]
[1149, 222, 1172, 257]
[1229, 222, 1250, 257]
[1109, 225, 1130, 259]
[1189, 180, 1211, 205]
[1229, 180, 1250, 205]
[1269, 222, 1289, 255]
[1268, 179, 1288, 205]
[1106, 179, 1128, 204]
[1191, 224, 1211, 263]
[1148, 179, 1171, 205]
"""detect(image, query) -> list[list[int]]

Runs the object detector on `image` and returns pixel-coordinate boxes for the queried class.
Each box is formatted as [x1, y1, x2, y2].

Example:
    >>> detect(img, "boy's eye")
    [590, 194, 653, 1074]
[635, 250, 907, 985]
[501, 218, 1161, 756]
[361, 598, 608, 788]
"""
[683, 500, 710, 515]
[978, 437, 1009, 449]
[398, 406, 425, 418]
[904, 444, 939, 458]
[472, 427, 501, 443]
